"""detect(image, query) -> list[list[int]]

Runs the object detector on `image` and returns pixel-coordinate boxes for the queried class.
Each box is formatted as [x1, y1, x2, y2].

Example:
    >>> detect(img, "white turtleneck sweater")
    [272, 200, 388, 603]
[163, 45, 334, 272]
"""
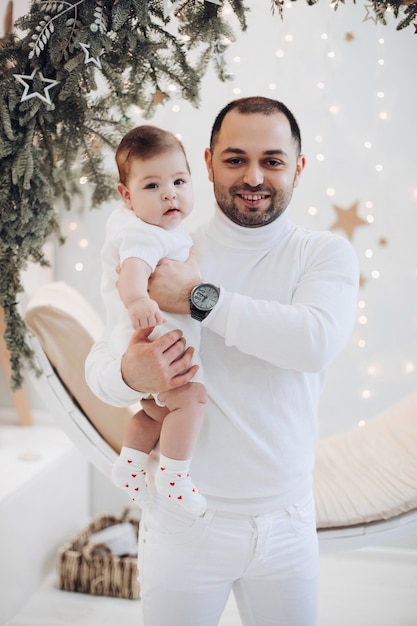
[86, 205, 359, 514]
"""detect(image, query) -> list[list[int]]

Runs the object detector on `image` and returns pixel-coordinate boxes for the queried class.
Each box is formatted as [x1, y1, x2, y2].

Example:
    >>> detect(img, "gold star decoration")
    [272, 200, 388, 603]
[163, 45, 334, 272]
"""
[359, 274, 367, 289]
[152, 89, 168, 105]
[79, 42, 104, 69]
[345, 32, 355, 42]
[13, 69, 60, 105]
[330, 201, 369, 240]
[378, 237, 388, 247]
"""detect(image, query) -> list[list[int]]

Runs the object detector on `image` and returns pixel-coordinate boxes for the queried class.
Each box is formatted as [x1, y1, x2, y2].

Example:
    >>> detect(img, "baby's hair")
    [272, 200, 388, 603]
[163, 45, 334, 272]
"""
[116, 125, 190, 185]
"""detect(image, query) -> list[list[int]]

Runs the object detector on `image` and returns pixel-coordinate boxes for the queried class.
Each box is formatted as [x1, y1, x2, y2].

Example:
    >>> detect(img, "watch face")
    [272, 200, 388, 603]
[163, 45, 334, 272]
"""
[192, 284, 219, 311]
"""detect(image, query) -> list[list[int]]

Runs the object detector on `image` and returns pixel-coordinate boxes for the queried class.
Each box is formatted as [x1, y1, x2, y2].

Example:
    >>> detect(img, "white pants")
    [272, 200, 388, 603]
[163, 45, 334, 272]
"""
[138, 494, 319, 626]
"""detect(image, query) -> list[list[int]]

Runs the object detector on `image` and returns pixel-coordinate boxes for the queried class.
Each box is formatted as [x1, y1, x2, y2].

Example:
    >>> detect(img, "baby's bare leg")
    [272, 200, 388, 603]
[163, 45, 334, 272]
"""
[112, 399, 168, 507]
[155, 382, 207, 515]
[123, 400, 168, 453]
[157, 382, 206, 458]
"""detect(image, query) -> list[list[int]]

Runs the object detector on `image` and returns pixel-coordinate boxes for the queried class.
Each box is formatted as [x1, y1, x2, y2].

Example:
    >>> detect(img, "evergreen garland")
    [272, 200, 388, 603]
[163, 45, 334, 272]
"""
[0, 0, 415, 390]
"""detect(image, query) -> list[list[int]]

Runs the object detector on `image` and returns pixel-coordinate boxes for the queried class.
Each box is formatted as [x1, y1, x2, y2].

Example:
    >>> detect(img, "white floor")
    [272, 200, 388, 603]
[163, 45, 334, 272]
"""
[7, 547, 417, 626]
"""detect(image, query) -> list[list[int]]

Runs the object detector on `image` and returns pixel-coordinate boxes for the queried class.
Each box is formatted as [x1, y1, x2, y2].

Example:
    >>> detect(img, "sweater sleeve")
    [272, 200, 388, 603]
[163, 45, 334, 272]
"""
[203, 235, 359, 373]
[85, 335, 146, 407]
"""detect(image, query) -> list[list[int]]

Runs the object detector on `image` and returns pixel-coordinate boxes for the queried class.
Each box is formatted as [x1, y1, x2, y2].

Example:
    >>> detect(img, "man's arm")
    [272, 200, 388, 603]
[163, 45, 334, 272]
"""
[147, 236, 359, 373]
[85, 326, 199, 405]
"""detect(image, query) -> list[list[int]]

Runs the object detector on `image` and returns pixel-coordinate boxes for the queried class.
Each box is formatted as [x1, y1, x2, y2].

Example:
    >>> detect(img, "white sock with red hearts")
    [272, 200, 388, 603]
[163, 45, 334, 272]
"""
[155, 454, 207, 516]
[111, 447, 149, 506]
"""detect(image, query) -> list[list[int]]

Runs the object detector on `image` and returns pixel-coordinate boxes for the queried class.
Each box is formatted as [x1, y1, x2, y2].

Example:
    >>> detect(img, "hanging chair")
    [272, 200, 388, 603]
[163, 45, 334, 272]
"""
[23, 281, 417, 551]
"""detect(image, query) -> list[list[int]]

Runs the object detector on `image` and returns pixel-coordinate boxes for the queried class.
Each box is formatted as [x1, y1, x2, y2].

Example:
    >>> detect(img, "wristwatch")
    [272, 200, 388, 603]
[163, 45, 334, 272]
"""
[189, 283, 220, 321]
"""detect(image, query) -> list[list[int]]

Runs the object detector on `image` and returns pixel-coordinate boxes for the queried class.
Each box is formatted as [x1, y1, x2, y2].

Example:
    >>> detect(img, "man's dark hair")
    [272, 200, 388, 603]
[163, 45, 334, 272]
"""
[210, 96, 302, 156]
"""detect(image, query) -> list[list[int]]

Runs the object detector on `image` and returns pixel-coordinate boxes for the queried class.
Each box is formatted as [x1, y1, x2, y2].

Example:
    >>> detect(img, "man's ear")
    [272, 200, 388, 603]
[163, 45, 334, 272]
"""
[204, 148, 214, 183]
[117, 182, 132, 208]
[293, 154, 306, 188]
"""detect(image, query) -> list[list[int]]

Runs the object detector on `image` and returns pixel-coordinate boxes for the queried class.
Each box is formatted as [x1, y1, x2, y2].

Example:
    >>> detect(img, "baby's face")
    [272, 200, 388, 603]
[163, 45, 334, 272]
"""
[118, 150, 193, 229]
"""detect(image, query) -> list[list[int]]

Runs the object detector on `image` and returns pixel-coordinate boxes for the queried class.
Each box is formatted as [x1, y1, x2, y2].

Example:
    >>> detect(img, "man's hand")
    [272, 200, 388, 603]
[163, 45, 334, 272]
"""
[148, 247, 200, 314]
[121, 326, 199, 393]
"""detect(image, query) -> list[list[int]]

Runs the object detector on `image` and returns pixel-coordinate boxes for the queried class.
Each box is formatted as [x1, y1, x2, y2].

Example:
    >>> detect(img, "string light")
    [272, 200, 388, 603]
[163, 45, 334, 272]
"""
[403, 361, 416, 374]
[367, 363, 382, 377]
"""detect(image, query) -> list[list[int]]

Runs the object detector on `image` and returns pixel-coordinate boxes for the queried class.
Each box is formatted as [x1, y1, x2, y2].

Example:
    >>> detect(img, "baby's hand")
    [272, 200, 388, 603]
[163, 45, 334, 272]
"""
[127, 297, 166, 329]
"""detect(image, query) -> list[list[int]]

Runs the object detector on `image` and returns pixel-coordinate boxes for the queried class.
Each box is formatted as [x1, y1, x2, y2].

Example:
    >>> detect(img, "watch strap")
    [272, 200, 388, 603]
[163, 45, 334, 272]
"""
[190, 304, 211, 321]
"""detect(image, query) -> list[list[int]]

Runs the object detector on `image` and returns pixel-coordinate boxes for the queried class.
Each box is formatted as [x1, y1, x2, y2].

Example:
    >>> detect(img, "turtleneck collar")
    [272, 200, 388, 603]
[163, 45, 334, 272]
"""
[206, 203, 293, 251]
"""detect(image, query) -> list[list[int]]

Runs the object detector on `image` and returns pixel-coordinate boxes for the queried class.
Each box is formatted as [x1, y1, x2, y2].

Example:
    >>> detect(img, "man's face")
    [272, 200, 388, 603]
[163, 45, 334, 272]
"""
[205, 111, 305, 228]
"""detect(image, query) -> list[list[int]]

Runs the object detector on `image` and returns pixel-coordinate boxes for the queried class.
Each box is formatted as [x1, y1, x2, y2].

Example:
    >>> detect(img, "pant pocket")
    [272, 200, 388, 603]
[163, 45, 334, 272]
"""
[143, 496, 207, 546]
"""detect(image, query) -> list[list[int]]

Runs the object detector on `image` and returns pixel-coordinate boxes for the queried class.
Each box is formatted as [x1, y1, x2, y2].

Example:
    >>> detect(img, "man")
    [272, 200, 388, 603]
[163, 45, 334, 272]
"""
[86, 96, 359, 626]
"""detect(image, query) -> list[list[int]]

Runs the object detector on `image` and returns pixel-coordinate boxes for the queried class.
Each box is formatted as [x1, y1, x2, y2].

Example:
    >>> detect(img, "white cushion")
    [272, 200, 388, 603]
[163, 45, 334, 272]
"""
[314, 393, 417, 528]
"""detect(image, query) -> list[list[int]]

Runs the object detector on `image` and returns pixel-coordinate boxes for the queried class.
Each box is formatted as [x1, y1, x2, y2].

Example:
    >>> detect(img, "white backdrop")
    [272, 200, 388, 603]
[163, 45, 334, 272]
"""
[2, 1, 417, 438]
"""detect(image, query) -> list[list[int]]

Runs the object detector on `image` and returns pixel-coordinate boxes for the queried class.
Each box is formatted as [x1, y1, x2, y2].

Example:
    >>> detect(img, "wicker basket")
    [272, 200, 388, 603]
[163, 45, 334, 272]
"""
[57, 508, 140, 600]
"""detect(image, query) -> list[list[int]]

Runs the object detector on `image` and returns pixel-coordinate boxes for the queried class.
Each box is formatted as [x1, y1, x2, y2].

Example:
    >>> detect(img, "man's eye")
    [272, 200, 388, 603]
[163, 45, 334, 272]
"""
[265, 159, 283, 167]
[226, 158, 244, 165]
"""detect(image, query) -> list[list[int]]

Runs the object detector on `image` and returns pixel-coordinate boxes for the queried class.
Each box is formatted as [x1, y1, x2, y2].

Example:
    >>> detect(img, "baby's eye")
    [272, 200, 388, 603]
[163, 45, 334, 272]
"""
[174, 178, 186, 185]
[145, 182, 158, 189]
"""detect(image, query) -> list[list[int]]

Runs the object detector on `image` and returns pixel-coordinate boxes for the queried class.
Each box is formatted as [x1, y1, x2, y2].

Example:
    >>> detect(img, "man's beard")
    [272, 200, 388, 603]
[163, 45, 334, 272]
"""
[214, 183, 294, 228]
